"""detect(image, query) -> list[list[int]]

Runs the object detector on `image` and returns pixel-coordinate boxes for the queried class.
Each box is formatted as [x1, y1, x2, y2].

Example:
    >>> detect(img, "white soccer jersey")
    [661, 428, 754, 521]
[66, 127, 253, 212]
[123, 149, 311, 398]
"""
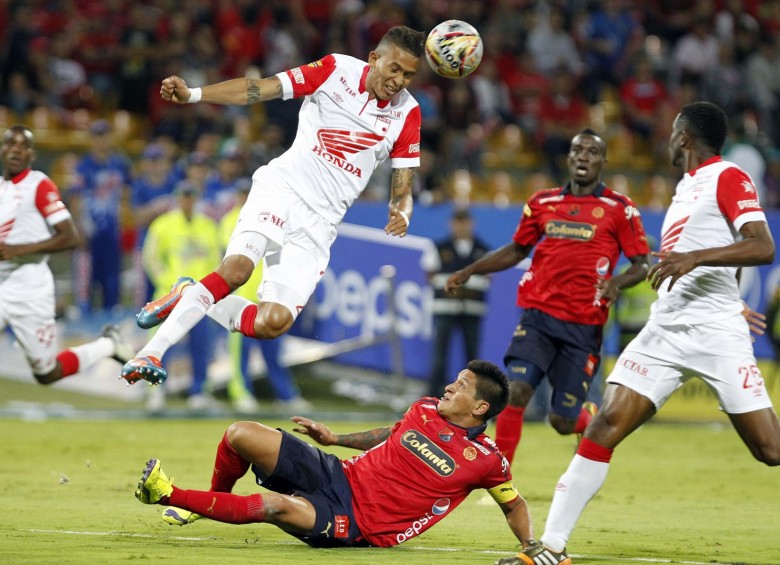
[266, 53, 422, 225]
[0, 169, 71, 297]
[651, 156, 766, 325]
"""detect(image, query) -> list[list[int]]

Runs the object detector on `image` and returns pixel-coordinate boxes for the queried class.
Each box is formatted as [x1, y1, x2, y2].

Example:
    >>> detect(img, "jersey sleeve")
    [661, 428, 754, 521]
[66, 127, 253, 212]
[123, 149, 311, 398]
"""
[512, 195, 543, 247]
[35, 177, 71, 226]
[615, 196, 650, 257]
[716, 166, 767, 231]
[390, 105, 421, 168]
[276, 54, 338, 100]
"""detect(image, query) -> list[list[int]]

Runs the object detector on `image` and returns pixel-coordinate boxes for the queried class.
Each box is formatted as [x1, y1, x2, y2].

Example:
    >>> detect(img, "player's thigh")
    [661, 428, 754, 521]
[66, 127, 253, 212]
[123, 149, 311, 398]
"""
[225, 177, 293, 257]
[503, 309, 558, 379]
[547, 341, 601, 419]
[607, 323, 686, 410]
[260, 205, 337, 319]
[690, 318, 774, 415]
[5, 296, 58, 375]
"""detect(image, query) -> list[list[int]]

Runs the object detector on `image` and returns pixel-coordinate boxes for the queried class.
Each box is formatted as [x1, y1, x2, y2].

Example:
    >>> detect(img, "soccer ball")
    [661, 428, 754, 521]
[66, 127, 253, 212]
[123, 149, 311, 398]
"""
[424, 20, 483, 79]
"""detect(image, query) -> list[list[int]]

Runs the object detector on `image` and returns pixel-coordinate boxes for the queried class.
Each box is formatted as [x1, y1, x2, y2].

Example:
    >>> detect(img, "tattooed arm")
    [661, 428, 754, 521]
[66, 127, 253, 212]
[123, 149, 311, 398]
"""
[160, 75, 283, 106]
[385, 167, 415, 238]
[290, 416, 392, 451]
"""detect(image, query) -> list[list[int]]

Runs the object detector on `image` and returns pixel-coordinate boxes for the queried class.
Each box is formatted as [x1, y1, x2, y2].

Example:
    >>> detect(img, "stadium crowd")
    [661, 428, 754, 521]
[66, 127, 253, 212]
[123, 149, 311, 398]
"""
[1, 0, 779, 315]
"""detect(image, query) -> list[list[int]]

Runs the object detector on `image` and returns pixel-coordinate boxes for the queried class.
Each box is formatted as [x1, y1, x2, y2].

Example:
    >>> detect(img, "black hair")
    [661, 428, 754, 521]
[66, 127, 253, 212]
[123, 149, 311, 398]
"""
[3, 124, 34, 147]
[379, 25, 425, 59]
[678, 101, 728, 154]
[573, 128, 607, 158]
[469, 360, 509, 421]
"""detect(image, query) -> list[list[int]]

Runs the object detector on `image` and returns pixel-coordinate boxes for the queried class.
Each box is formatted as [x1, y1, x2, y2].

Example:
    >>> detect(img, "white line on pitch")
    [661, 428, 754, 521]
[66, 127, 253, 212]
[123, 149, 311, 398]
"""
[21, 530, 734, 564]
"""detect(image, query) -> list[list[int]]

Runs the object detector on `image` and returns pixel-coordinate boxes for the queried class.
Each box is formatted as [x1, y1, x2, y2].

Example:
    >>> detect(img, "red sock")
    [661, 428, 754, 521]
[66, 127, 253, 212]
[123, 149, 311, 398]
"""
[495, 405, 525, 464]
[200, 272, 232, 302]
[211, 432, 250, 493]
[239, 304, 258, 338]
[169, 487, 266, 524]
[576, 437, 614, 462]
[56, 350, 80, 378]
[574, 405, 595, 434]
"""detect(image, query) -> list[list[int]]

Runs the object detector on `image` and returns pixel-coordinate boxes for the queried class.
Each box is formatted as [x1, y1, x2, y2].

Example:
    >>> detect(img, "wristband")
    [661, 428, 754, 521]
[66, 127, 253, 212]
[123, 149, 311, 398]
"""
[398, 210, 409, 226]
[187, 87, 202, 103]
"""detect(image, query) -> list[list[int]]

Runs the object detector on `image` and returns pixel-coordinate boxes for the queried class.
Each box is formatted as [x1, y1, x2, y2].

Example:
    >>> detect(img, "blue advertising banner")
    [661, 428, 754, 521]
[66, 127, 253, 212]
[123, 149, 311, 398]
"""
[292, 203, 780, 381]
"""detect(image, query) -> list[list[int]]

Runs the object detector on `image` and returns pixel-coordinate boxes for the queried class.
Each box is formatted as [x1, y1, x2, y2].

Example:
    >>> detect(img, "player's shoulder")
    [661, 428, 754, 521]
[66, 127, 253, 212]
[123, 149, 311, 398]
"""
[330, 53, 364, 71]
[600, 186, 640, 210]
[527, 187, 564, 207]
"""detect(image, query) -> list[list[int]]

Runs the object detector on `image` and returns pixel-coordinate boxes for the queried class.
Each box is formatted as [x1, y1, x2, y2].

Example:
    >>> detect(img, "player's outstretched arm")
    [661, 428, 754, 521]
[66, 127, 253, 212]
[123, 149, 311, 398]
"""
[597, 253, 651, 306]
[291, 417, 392, 450]
[385, 168, 414, 237]
[161, 75, 283, 106]
[445, 242, 532, 294]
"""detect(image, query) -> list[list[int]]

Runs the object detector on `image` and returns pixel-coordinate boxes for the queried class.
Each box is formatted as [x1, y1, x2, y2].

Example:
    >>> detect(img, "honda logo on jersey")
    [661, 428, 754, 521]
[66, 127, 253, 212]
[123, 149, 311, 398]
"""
[312, 129, 384, 178]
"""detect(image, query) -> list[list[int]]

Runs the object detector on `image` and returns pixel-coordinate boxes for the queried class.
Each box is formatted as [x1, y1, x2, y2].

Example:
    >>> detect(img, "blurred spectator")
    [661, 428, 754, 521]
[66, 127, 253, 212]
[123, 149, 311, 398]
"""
[714, 0, 759, 44]
[580, 0, 643, 104]
[117, 4, 159, 114]
[702, 42, 750, 122]
[723, 115, 767, 205]
[420, 208, 491, 398]
[536, 72, 589, 184]
[143, 181, 222, 411]
[47, 32, 87, 110]
[69, 120, 132, 315]
[470, 58, 513, 129]
[527, 5, 584, 78]
[2, 71, 41, 115]
[440, 80, 483, 175]
[218, 179, 312, 414]
[619, 55, 670, 145]
[669, 16, 719, 95]
[203, 144, 248, 220]
[505, 51, 549, 138]
[745, 34, 780, 145]
[764, 148, 780, 209]
[131, 142, 178, 304]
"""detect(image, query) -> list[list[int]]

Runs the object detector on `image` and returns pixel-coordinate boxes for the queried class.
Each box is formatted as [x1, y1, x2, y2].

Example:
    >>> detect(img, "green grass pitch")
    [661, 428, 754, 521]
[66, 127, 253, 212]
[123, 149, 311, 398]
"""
[1, 371, 779, 564]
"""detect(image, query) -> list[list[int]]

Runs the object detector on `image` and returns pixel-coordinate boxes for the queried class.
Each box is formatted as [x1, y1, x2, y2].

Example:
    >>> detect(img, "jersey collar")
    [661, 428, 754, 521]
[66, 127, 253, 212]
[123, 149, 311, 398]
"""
[8, 169, 31, 184]
[562, 181, 606, 196]
[687, 155, 722, 176]
[359, 65, 391, 109]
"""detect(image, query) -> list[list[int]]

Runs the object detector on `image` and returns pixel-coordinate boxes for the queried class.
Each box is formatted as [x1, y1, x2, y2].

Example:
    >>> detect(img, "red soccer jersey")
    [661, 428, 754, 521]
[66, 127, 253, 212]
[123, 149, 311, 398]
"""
[341, 398, 514, 547]
[512, 183, 649, 326]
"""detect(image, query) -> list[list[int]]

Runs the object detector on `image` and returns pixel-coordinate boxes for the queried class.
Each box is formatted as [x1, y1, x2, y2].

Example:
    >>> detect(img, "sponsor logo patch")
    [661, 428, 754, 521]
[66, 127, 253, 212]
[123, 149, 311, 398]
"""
[544, 220, 596, 240]
[401, 430, 456, 476]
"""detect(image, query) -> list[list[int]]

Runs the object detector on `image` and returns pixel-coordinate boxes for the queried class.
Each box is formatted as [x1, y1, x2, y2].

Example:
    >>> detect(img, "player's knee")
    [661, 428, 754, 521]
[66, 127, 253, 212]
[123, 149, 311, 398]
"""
[254, 305, 293, 339]
[33, 370, 59, 385]
[549, 413, 576, 435]
[225, 421, 257, 451]
[753, 443, 780, 466]
[507, 381, 533, 407]
[217, 256, 255, 290]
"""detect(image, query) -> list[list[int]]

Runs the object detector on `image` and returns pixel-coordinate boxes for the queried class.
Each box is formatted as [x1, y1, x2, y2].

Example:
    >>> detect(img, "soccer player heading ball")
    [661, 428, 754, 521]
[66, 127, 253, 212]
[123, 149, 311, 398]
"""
[122, 26, 426, 386]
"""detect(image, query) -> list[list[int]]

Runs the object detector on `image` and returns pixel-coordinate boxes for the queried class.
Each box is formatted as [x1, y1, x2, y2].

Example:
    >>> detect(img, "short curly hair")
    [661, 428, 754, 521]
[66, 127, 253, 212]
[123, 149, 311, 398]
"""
[678, 102, 728, 155]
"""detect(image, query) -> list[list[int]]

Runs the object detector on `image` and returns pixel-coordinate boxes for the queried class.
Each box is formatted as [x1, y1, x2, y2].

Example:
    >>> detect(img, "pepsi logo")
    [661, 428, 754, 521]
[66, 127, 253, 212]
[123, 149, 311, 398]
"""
[431, 498, 450, 516]
[595, 257, 610, 276]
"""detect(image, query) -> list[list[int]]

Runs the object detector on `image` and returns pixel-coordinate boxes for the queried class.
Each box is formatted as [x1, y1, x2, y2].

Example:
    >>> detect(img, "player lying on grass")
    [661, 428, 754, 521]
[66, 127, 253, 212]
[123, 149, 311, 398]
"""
[133, 360, 536, 549]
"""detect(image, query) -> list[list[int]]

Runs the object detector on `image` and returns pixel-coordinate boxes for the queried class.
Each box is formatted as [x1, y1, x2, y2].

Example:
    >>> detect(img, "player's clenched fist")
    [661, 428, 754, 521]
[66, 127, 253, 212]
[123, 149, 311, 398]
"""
[160, 75, 191, 104]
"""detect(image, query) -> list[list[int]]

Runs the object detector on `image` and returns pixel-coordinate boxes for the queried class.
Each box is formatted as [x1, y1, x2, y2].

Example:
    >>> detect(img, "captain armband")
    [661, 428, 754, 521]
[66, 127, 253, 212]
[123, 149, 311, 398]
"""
[487, 480, 519, 504]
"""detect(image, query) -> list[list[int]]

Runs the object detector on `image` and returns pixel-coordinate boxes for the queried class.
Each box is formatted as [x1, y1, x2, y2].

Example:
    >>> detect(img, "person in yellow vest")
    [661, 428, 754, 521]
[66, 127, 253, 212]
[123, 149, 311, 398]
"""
[218, 179, 312, 414]
[142, 180, 223, 411]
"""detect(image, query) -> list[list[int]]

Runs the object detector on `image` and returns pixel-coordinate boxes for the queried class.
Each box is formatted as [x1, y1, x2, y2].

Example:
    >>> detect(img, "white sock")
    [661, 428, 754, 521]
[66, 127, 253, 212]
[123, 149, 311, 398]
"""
[139, 282, 215, 359]
[69, 337, 114, 371]
[540, 454, 610, 552]
[206, 295, 255, 331]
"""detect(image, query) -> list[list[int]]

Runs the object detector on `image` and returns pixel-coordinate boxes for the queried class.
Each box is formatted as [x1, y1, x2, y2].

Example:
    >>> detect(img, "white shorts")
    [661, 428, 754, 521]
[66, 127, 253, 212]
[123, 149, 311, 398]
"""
[224, 178, 337, 318]
[608, 315, 773, 415]
[0, 268, 59, 375]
